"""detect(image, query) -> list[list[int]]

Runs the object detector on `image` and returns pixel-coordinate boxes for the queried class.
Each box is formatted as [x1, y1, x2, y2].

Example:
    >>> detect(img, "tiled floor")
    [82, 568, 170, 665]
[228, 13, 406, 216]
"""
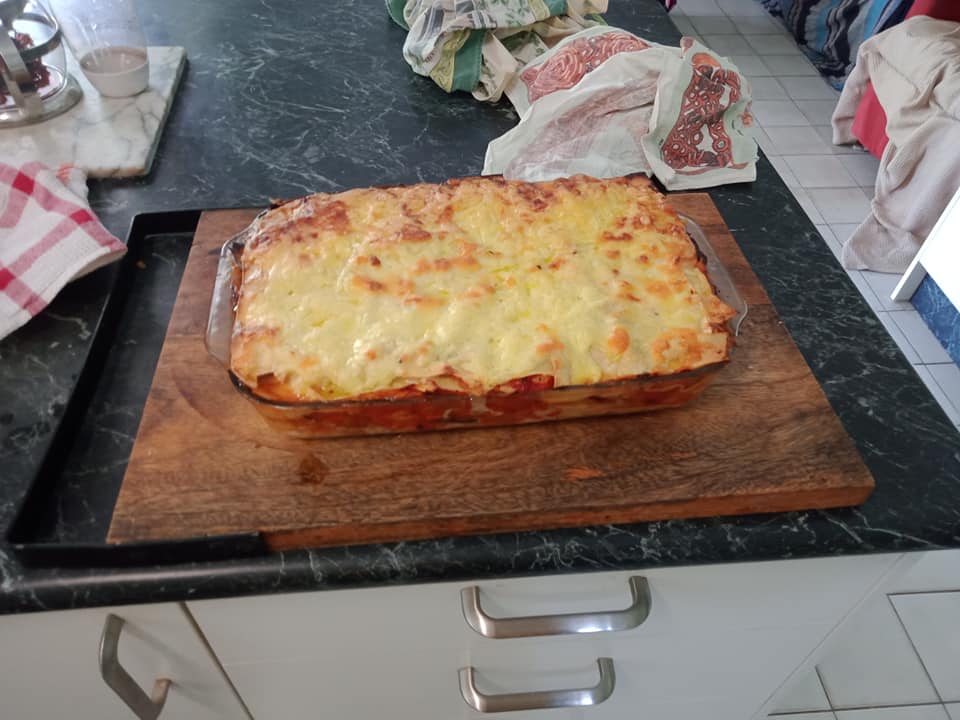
[667, 5, 960, 715]
[668, 0, 960, 434]
[766, 550, 960, 720]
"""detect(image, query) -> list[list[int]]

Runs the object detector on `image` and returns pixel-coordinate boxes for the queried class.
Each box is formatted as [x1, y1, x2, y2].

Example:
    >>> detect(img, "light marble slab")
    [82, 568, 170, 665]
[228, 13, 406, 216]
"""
[0, 46, 186, 178]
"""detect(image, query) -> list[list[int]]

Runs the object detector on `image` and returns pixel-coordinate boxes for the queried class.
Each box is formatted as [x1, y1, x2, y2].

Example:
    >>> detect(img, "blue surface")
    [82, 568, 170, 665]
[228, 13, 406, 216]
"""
[913, 275, 960, 366]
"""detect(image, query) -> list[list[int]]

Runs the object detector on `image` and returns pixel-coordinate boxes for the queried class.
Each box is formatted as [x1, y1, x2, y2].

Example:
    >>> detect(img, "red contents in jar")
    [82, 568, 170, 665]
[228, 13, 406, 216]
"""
[0, 32, 52, 102]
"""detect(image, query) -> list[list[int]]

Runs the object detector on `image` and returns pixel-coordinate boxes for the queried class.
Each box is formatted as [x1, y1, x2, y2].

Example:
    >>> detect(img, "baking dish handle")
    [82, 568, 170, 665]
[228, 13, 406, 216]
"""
[204, 237, 244, 367]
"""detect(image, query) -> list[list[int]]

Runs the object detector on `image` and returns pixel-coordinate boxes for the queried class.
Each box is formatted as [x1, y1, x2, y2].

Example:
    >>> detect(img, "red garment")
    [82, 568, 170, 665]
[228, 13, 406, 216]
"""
[852, 83, 889, 158]
[852, 0, 960, 158]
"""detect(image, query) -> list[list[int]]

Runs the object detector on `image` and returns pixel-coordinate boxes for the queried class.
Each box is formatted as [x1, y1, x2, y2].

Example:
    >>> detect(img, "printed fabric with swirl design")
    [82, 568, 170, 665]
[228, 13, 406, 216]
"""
[661, 53, 744, 172]
[521, 32, 650, 103]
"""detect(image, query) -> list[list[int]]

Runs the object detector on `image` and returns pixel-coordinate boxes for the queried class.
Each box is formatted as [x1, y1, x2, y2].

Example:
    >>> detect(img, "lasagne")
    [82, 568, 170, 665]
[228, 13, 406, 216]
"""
[230, 174, 736, 403]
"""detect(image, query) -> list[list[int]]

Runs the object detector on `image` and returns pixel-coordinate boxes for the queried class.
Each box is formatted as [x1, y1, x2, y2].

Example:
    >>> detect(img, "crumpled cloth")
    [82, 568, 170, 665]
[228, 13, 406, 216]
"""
[832, 16, 960, 272]
[387, 0, 607, 102]
[0, 161, 125, 341]
[485, 27, 757, 190]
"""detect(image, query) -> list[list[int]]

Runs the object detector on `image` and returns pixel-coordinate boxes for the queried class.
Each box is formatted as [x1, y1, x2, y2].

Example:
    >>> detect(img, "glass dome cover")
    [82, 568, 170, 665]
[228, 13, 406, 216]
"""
[0, 0, 82, 127]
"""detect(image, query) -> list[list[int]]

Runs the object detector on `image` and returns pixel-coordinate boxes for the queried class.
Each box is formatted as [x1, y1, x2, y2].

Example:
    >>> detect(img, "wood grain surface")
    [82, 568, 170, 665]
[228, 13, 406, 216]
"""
[107, 196, 874, 550]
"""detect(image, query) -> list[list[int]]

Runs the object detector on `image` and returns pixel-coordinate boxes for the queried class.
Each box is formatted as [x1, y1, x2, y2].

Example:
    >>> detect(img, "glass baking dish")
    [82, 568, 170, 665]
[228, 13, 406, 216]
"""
[205, 215, 747, 438]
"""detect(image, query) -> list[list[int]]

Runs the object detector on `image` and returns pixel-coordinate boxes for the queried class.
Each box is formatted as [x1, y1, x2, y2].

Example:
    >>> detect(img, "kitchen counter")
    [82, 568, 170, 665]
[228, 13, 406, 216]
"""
[1, 0, 958, 615]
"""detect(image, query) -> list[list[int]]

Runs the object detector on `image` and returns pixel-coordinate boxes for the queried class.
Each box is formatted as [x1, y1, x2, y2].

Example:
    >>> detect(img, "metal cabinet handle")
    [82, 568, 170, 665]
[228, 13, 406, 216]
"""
[99, 614, 172, 720]
[460, 657, 615, 713]
[461, 576, 651, 638]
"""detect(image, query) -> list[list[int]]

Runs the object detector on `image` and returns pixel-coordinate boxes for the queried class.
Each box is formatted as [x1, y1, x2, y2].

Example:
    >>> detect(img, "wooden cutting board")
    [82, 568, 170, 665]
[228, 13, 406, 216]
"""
[107, 196, 874, 551]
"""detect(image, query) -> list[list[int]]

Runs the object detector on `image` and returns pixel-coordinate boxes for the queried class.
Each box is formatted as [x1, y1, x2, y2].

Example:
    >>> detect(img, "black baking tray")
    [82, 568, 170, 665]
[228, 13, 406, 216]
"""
[5, 211, 268, 567]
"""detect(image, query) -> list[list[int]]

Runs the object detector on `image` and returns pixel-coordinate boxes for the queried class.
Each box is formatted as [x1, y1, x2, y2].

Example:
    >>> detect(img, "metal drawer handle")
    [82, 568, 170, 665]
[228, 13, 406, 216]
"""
[99, 614, 172, 720]
[459, 657, 615, 713]
[461, 576, 650, 638]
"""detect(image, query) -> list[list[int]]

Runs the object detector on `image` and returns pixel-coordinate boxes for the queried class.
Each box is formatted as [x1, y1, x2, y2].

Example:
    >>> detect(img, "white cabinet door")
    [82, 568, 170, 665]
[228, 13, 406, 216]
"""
[0, 602, 248, 719]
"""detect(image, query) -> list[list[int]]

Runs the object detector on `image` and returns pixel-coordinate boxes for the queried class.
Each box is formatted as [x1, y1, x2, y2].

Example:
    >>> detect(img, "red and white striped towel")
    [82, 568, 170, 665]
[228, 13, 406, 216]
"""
[0, 161, 125, 341]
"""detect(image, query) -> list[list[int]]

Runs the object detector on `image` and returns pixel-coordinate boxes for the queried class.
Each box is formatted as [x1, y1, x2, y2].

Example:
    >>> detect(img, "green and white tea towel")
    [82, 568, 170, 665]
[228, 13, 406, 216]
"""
[386, 0, 607, 102]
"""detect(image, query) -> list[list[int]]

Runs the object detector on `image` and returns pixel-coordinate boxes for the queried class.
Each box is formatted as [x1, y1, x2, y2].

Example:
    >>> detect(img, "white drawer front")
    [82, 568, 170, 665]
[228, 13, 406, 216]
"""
[216, 623, 831, 720]
[0, 602, 247, 719]
[189, 554, 899, 668]
[222, 653, 583, 720]
[598, 624, 830, 715]
[466, 554, 898, 639]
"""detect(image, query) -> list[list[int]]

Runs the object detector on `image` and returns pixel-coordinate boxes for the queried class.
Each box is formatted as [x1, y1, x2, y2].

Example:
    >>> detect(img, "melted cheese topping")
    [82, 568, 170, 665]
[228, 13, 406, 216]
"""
[231, 175, 735, 402]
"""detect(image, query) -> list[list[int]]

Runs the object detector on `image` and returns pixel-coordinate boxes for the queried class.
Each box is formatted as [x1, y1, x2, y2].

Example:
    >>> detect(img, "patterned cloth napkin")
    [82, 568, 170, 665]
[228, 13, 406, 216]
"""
[0, 161, 125, 340]
[485, 29, 757, 190]
[387, 0, 607, 102]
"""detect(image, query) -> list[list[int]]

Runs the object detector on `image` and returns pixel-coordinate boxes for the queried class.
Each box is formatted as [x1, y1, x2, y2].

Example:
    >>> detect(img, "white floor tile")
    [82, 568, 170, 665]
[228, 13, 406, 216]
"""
[836, 707, 949, 720]
[915, 366, 960, 424]
[780, 76, 840, 101]
[749, 76, 789, 100]
[770, 670, 832, 713]
[829, 223, 864, 266]
[890, 551, 960, 594]
[816, 224, 836, 241]
[791, 187, 826, 224]
[894, 593, 960, 702]
[673, 0, 724, 15]
[768, 155, 799, 186]
[928, 364, 960, 421]
[808, 187, 871, 223]
[784, 155, 858, 188]
[770, 714, 834, 720]
[689, 15, 737, 34]
[764, 125, 834, 155]
[861, 270, 922, 312]
[763, 53, 819, 76]
[948, 704, 960, 720]
[746, 33, 801, 54]
[877, 312, 923, 364]
[840, 154, 881, 188]
[852, 272, 888, 314]
[716, 0, 769, 16]
[752, 99, 806, 126]
[670, 13, 698, 35]
[817, 594, 940, 708]
[817, 225, 843, 261]
[730, 54, 771, 75]
[753, 126, 777, 157]
[815, 125, 866, 154]
[702, 33, 754, 55]
[829, 223, 860, 244]
[800, 100, 840, 126]
[890, 312, 953, 364]
[727, 14, 784, 34]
